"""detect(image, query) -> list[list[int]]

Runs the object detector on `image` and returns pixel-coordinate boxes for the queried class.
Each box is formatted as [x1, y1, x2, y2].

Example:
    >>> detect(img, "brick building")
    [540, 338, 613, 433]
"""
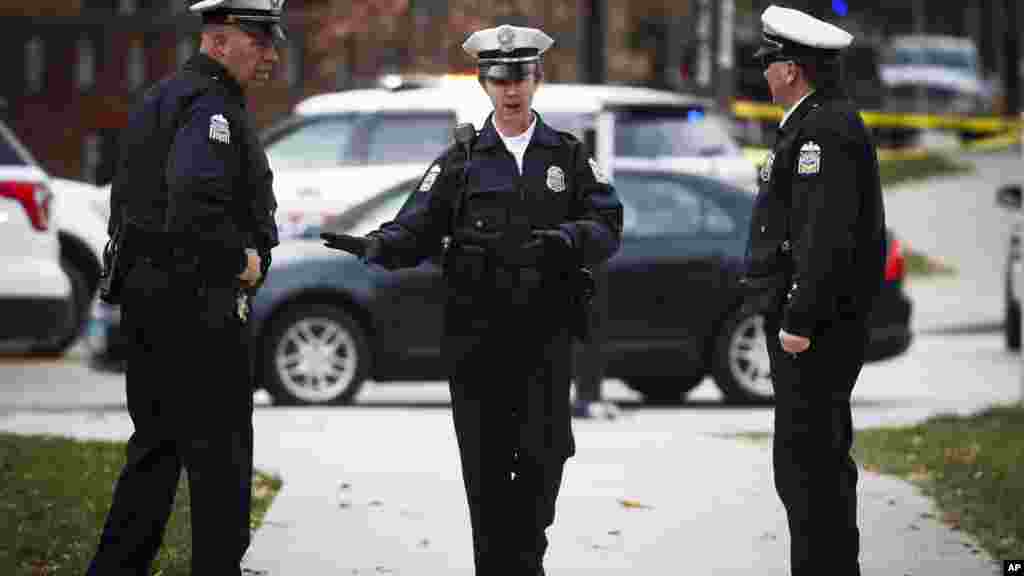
[0, 0, 698, 183]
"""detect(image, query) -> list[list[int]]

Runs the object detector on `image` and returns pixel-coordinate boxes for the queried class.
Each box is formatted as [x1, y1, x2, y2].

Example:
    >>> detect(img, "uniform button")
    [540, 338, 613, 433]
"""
[475, 220, 484, 228]
[760, 225, 767, 233]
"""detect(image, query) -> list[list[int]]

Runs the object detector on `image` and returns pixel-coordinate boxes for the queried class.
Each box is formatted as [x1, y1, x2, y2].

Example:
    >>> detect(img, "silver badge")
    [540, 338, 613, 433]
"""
[588, 157, 608, 184]
[497, 26, 516, 53]
[797, 141, 821, 176]
[418, 164, 441, 192]
[209, 114, 230, 144]
[760, 152, 775, 183]
[546, 165, 566, 193]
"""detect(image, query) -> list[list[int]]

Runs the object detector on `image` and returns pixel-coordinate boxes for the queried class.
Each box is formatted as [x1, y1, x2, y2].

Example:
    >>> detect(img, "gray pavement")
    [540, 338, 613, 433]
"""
[2, 151, 1021, 574]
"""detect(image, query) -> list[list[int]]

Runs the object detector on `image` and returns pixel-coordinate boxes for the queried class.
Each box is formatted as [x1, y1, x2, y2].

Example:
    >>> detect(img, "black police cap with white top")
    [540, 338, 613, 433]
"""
[189, 0, 287, 42]
[753, 5, 852, 65]
[462, 25, 554, 81]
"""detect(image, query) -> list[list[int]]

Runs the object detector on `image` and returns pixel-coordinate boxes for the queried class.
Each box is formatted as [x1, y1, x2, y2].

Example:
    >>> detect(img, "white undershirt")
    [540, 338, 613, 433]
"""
[496, 113, 538, 175]
[780, 90, 815, 128]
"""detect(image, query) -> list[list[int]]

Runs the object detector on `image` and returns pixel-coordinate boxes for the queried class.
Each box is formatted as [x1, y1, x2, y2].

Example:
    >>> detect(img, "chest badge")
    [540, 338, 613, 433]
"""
[209, 114, 230, 144]
[546, 165, 566, 193]
[797, 141, 821, 175]
[760, 152, 775, 183]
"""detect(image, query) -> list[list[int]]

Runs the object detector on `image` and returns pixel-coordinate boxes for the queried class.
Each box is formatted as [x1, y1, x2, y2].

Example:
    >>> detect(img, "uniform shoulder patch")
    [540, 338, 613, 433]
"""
[588, 157, 609, 184]
[418, 164, 441, 192]
[797, 141, 821, 175]
[209, 114, 231, 144]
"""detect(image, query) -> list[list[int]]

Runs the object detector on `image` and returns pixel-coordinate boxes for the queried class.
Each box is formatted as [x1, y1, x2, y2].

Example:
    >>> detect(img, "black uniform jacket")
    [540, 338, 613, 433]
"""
[369, 112, 623, 334]
[110, 54, 278, 280]
[747, 90, 886, 338]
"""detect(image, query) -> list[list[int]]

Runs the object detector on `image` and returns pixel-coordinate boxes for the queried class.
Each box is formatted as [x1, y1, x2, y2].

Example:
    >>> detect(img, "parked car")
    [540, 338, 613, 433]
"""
[232, 168, 910, 406]
[0, 120, 72, 353]
[880, 35, 992, 117]
[997, 183, 1022, 350]
[261, 78, 757, 240]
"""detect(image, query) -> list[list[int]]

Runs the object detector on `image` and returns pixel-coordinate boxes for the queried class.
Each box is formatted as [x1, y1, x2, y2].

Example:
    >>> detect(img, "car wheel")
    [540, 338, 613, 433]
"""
[32, 257, 91, 356]
[626, 375, 703, 405]
[263, 303, 370, 406]
[1006, 297, 1021, 351]
[711, 308, 774, 403]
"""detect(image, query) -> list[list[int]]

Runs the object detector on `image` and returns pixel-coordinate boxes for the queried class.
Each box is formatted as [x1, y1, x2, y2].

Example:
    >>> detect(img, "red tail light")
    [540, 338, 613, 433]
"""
[884, 237, 906, 281]
[0, 181, 52, 231]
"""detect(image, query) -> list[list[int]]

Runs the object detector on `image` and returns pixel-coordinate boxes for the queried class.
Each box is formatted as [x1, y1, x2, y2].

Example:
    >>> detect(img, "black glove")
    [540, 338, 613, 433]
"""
[530, 228, 575, 268]
[321, 232, 383, 265]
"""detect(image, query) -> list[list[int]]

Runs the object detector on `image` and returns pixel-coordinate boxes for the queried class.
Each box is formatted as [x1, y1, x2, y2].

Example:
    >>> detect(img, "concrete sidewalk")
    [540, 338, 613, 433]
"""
[0, 407, 1002, 575]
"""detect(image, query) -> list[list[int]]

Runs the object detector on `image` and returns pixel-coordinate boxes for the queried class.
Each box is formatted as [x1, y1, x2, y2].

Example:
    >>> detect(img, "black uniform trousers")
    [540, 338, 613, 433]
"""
[765, 315, 866, 576]
[446, 288, 573, 576]
[87, 261, 253, 576]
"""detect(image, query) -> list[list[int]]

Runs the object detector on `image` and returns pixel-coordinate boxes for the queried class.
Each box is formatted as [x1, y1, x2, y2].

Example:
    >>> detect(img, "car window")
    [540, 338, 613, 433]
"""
[366, 114, 455, 165]
[0, 122, 36, 166]
[330, 181, 419, 236]
[540, 112, 592, 140]
[264, 116, 359, 170]
[615, 109, 740, 158]
[614, 174, 703, 237]
[614, 172, 742, 238]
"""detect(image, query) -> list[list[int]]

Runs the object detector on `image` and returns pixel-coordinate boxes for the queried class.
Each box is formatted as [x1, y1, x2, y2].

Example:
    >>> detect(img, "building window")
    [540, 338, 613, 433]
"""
[127, 40, 146, 91]
[82, 133, 101, 184]
[77, 36, 96, 91]
[118, 0, 136, 15]
[176, 37, 194, 68]
[25, 37, 44, 95]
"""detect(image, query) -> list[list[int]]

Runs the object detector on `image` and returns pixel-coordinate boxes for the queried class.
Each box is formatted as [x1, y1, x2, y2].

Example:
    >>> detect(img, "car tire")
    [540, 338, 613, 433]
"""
[626, 375, 703, 405]
[711, 307, 774, 404]
[1006, 297, 1021, 351]
[32, 257, 91, 357]
[263, 303, 370, 406]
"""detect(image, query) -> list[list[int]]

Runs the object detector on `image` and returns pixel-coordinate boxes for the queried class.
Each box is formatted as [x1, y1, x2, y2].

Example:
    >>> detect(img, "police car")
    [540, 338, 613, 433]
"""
[262, 76, 757, 239]
[0, 120, 72, 353]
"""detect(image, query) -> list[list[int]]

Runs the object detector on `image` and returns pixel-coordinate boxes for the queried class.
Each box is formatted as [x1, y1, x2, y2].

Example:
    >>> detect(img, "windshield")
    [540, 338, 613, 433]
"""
[264, 115, 360, 170]
[885, 46, 978, 73]
[615, 109, 741, 158]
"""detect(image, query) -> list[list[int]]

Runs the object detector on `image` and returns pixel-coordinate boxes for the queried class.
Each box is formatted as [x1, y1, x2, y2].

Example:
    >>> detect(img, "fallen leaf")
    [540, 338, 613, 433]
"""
[607, 530, 621, 536]
[760, 532, 777, 541]
[339, 482, 352, 491]
[339, 500, 352, 509]
[972, 470, 984, 480]
[919, 512, 935, 519]
[418, 538, 430, 549]
[369, 500, 384, 507]
[863, 463, 881, 473]
[908, 523, 920, 531]
[942, 511, 961, 530]
[618, 498, 652, 510]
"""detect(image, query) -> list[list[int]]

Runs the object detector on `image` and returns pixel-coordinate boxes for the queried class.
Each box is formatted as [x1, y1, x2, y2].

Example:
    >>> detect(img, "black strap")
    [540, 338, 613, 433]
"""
[448, 126, 477, 233]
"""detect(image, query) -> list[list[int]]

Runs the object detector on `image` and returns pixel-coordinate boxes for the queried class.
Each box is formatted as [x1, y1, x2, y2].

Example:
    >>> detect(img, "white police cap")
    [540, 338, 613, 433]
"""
[190, 0, 287, 41]
[462, 25, 554, 80]
[754, 5, 852, 62]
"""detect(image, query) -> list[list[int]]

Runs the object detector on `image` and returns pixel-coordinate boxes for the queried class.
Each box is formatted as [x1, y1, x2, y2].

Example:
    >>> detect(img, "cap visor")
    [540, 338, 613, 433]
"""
[481, 62, 537, 81]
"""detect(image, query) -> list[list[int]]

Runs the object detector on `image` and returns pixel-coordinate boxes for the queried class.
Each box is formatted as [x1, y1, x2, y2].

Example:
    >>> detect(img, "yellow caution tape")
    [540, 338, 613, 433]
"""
[732, 100, 1024, 134]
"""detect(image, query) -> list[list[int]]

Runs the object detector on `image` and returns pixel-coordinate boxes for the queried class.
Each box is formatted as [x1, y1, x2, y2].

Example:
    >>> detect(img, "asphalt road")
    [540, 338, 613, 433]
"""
[1, 149, 1021, 426]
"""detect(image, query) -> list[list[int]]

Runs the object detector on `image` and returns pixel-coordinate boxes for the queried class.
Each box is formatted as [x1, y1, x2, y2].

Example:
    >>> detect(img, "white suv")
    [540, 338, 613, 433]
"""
[0, 120, 72, 353]
[261, 77, 757, 239]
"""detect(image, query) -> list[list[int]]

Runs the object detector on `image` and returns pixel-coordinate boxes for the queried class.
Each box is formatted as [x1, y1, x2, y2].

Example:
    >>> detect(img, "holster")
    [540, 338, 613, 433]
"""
[739, 272, 789, 316]
[98, 222, 128, 305]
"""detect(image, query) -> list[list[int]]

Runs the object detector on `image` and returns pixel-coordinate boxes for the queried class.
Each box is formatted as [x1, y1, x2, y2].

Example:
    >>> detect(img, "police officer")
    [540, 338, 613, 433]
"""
[87, 1, 281, 574]
[323, 24, 622, 575]
[743, 6, 886, 576]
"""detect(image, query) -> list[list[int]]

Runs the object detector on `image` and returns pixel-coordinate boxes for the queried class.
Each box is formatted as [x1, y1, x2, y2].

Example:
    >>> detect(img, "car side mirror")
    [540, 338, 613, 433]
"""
[997, 184, 1022, 211]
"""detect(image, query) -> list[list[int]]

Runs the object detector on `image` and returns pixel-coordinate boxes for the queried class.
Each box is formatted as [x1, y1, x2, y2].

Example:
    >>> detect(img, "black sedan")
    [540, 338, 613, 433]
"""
[247, 168, 912, 406]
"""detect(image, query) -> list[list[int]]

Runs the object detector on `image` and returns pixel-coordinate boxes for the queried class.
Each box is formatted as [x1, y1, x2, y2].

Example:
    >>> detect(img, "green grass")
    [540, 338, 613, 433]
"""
[879, 152, 973, 188]
[854, 404, 1024, 561]
[0, 433, 282, 576]
[732, 404, 1024, 561]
